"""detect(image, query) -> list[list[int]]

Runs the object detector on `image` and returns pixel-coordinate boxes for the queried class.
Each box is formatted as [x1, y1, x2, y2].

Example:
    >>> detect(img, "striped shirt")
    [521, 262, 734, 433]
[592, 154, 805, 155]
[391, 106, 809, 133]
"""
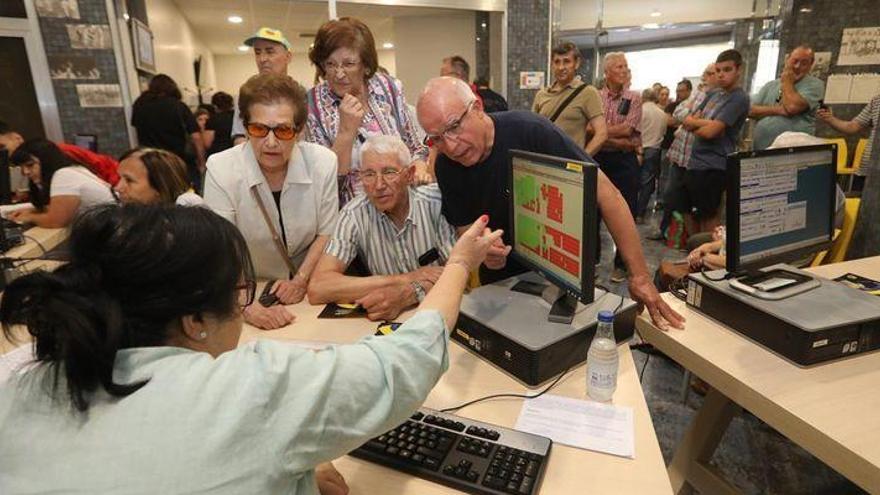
[667, 88, 711, 168]
[325, 184, 457, 275]
[599, 86, 642, 151]
[854, 94, 880, 176]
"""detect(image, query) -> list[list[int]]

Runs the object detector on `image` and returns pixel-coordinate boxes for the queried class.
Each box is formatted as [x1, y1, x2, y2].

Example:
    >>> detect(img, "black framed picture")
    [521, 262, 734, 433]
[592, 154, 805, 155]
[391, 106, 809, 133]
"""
[131, 18, 156, 74]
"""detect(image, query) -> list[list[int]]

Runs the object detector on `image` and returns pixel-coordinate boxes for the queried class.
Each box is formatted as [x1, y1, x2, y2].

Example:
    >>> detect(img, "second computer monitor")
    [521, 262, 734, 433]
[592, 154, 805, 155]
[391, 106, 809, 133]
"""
[508, 150, 598, 303]
[726, 144, 837, 274]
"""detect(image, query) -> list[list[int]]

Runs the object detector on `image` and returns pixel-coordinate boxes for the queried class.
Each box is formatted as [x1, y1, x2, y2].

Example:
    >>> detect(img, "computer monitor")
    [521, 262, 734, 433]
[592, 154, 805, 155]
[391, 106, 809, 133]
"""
[725, 144, 836, 297]
[508, 150, 598, 322]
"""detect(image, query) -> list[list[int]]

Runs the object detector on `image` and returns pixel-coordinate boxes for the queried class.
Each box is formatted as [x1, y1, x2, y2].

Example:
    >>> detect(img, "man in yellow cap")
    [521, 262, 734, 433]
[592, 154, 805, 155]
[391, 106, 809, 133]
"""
[231, 27, 293, 144]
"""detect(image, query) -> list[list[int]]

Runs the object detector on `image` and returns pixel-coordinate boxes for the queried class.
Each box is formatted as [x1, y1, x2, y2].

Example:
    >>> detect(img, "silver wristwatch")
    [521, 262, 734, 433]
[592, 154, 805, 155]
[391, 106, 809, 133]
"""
[410, 281, 427, 302]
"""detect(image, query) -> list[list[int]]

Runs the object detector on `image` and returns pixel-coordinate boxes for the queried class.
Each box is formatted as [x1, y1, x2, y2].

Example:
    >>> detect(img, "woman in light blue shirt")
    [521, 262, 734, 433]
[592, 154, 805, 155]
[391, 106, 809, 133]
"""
[0, 205, 501, 494]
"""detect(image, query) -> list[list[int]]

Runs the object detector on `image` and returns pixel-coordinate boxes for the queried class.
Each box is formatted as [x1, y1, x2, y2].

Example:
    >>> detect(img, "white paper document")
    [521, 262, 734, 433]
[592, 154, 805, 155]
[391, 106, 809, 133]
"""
[824, 74, 853, 104]
[514, 394, 635, 459]
[0, 344, 36, 385]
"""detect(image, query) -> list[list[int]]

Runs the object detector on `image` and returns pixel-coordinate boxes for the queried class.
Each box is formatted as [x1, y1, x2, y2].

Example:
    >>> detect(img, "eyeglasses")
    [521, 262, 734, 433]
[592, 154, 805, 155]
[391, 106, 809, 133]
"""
[236, 280, 257, 309]
[423, 101, 475, 147]
[322, 59, 361, 74]
[358, 167, 402, 185]
[245, 122, 297, 141]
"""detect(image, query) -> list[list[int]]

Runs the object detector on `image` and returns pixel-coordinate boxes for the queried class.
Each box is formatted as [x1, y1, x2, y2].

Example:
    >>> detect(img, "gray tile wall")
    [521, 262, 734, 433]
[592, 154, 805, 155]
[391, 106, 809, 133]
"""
[475, 11, 490, 83]
[506, 0, 551, 110]
[36, 0, 129, 158]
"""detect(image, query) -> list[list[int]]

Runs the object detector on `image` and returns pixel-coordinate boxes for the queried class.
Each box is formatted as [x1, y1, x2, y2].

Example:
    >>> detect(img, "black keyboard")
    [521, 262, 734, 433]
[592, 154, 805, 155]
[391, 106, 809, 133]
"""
[349, 407, 552, 495]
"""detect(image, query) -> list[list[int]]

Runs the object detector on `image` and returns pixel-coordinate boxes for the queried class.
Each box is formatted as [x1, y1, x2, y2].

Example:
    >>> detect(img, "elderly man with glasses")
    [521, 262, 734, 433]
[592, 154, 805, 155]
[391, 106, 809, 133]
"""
[308, 135, 457, 321]
[416, 76, 685, 330]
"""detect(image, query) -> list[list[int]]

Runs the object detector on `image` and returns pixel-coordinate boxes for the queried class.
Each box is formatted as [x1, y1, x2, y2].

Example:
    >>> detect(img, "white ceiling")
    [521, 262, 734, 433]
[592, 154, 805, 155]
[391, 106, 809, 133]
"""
[172, 0, 467, 55]
[559, 0, 783, 31]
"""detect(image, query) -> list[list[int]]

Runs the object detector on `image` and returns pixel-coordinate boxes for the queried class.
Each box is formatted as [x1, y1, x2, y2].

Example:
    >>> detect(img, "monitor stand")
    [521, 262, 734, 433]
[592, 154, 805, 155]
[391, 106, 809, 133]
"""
[541, 284, 578, 324]
[510, 278, 578, 324]
[728, 263, 821, 300]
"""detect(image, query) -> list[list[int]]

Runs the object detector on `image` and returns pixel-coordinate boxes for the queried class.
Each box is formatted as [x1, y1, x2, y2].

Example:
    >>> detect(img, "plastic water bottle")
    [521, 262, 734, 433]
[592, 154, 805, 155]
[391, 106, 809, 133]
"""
[587, 310, 619, 402]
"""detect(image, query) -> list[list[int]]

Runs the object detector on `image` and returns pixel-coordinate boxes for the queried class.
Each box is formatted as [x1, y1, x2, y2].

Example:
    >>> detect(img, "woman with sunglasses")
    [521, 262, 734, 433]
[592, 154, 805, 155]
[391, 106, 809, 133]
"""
[204, 73, 338, 330]
[8, 138, 116, 227]
[306, 17, 431, 206]
[0, 204, 505, 494]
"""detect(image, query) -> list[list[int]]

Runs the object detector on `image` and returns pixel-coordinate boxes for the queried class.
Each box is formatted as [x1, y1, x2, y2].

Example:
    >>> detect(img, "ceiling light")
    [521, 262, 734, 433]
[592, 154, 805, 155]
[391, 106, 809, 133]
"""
[237, 45, 249, 52]
[641, 23, 660, 29]
[481, 21, 487, 28]
[383, 42, 394, 49]
[123, 13, 130, 21]
[650, 9, 661, 17]
[613, 28, 632, 32]
[228, 15, 243, 24]
[799, 7, 813, 12]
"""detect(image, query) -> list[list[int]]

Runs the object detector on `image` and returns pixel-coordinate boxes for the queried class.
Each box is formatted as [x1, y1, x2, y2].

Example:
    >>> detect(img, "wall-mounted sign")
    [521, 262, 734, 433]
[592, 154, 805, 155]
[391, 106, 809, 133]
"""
[519, 71, 545, 90]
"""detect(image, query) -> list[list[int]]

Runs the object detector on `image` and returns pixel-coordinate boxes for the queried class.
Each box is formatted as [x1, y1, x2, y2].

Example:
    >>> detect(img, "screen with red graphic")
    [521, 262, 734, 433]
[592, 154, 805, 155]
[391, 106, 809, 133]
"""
[511, 156, 584, 290]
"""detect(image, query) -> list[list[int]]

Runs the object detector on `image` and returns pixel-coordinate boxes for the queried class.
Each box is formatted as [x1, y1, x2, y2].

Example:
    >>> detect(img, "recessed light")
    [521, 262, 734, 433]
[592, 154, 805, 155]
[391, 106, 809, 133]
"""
[122, 13, 130, 21]
[228, 15, 243, 24]
[476, 37, 481, 41]
[613, 28, 632, 32]
[481, 22, 487, 28]
[382, 42, 394, 49]
[799, 7, 812, 12]
[642, 23, 660, 29]
[237, 45, 249, 52]
[650, 9, 661, 17]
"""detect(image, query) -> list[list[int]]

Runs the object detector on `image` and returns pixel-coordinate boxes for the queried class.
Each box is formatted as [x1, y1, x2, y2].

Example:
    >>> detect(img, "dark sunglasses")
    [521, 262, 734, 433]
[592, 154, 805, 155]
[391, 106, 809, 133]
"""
[245, 122, 297, 141]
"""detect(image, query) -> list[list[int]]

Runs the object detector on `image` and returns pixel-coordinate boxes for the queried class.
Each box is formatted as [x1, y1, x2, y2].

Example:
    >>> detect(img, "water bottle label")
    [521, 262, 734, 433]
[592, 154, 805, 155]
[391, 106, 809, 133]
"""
[589, 370, 616, 389]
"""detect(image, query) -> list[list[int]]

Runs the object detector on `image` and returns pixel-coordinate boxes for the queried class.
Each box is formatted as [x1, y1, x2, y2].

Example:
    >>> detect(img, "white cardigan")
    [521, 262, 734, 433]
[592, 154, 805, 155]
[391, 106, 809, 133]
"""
[204, 141, 339, 279]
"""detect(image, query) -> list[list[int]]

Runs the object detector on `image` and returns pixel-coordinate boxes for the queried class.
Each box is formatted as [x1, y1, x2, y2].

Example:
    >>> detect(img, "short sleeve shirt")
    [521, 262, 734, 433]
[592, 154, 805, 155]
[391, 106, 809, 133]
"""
[435, 111, 596, 283]
[131, 96, 198, 161]
[854, 94, 880, 176]
[325, 185, 457, 275]
[532, 80, 603, 148]
[688, 88, 750, 171]
[752, 75, 825, 150]
[49, 166, 116, 209]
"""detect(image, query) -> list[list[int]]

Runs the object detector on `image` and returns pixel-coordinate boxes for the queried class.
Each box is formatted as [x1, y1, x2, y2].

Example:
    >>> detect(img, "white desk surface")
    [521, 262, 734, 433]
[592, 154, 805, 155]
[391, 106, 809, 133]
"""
[636, 256, 880, 493]
[240, 302, 673, 494]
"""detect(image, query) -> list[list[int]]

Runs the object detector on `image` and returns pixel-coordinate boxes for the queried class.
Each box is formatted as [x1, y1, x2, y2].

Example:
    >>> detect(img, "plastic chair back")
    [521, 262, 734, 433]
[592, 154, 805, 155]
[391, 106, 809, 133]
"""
[825, 138, 850, 174]
[827, 198, 861, 264]
[852, 138, 868, 175]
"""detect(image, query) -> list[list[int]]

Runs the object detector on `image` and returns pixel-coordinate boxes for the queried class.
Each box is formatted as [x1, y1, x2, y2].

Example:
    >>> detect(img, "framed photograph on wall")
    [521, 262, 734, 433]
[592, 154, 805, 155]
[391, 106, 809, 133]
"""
[131, 18, 156, 73]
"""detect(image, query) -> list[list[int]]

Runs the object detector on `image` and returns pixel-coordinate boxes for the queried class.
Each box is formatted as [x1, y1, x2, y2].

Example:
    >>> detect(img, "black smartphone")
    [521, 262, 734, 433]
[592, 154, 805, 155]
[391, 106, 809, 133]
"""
[418, 247, 440, 266]
[375, 321, 403, 336]
[819, 99, 828, 110]
[259, 280, 279, 307]
[617, 98, 632, 116]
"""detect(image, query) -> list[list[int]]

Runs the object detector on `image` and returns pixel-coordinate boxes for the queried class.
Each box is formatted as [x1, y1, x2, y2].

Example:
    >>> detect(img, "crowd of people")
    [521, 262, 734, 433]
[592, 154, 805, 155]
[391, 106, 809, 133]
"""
[1, 15, 877, 494]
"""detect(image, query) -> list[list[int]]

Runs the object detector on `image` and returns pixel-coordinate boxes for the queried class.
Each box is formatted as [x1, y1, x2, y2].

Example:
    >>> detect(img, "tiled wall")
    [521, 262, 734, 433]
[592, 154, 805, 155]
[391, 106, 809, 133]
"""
[505, 0, 551, 110]
[36, 0, 130, 158]
[779, 0, 880, 139]
[475, 11, 490, 83]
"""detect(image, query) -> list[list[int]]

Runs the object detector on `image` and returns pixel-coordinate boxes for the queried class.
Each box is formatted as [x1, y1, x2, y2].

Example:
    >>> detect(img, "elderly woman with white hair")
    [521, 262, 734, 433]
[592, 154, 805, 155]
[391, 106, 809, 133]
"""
[308, 134, 458, 322]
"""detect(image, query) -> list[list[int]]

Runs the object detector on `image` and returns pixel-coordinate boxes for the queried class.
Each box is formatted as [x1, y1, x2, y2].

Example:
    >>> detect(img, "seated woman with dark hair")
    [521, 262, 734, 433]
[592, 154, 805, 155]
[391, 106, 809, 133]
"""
[8, 138, 116, 227]
[115, 148, 204, 206]
[0, 205, 501, 494]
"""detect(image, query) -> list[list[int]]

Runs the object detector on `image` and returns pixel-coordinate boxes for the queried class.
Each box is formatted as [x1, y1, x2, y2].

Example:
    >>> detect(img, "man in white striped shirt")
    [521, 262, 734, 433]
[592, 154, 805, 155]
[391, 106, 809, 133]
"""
[308, 135, 457, 321]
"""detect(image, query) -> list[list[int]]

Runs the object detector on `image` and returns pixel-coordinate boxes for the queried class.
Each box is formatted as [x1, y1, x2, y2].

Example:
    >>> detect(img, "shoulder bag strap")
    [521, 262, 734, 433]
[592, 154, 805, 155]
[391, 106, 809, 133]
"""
[249, 184, 298, 276]
[548, 83, 589, 123]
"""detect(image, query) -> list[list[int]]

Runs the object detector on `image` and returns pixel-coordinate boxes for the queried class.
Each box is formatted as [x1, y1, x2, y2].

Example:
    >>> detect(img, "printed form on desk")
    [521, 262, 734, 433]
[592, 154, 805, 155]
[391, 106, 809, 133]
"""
[514, 394, 635, 458]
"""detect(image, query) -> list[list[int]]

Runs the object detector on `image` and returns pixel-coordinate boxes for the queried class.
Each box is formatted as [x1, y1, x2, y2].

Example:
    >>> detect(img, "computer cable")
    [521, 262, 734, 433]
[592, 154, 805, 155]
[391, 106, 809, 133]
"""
[21, 234, 47, 256]
[441, 290, 627, 414]
[638, 354, 651, 383]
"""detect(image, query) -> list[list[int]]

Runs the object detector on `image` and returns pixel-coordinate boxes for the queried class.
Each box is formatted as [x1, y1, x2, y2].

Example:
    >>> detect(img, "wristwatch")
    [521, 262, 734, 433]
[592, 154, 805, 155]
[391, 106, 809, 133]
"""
[410, 281, 427, 303]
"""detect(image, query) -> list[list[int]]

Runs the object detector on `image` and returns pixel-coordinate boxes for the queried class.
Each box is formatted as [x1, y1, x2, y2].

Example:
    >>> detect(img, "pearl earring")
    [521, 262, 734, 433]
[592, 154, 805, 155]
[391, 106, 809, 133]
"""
[199, 331, 207, 339]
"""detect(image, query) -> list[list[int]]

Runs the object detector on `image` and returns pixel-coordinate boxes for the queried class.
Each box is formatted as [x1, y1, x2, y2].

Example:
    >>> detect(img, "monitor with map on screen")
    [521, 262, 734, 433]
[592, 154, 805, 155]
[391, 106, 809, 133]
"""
[725, 144, 836, 299]
[508, 150, 598, 323]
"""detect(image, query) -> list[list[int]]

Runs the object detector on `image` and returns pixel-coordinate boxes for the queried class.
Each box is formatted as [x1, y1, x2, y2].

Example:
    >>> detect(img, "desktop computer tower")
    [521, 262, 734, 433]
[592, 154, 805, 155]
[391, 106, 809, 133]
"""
[454, 273, 637, 386]
[686, 266, 880, 366]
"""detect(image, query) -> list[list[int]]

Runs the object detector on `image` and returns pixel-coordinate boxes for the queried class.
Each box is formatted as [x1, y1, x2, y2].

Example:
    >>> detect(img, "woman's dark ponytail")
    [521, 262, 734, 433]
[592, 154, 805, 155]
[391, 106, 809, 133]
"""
[0, 204, 255, 412]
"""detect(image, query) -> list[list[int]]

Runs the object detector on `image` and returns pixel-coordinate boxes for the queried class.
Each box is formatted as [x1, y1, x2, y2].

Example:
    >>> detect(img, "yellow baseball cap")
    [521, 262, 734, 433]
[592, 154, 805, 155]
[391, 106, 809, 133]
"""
[244, 27, 291, 51]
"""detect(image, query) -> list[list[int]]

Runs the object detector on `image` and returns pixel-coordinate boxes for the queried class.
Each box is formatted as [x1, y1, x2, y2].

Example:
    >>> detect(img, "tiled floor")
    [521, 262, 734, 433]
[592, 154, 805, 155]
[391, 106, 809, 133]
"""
[595, 208, 866, 495]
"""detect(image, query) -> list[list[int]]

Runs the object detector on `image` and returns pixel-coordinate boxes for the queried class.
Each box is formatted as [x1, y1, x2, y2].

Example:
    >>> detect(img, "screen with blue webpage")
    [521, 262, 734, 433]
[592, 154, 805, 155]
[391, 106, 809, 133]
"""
[737, 149, 834, 266]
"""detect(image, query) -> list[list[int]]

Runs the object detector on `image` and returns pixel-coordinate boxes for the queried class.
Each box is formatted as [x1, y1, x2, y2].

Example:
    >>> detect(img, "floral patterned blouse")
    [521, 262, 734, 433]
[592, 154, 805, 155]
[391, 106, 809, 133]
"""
[306, 73, 428, 206]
